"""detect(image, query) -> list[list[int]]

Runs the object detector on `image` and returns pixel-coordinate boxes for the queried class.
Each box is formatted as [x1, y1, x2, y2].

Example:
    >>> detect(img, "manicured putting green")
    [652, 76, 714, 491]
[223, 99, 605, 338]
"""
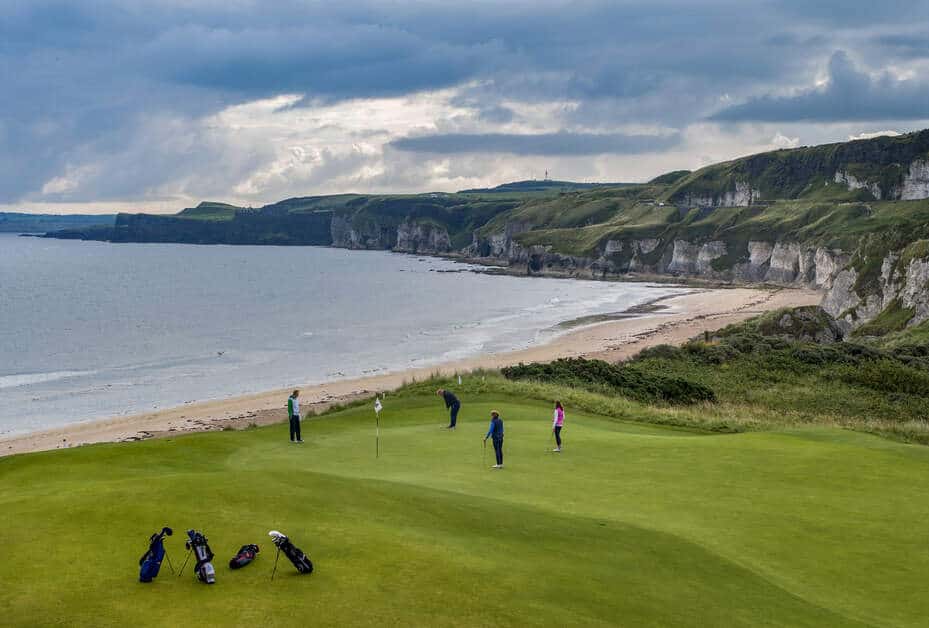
[1, 394, 927, 627]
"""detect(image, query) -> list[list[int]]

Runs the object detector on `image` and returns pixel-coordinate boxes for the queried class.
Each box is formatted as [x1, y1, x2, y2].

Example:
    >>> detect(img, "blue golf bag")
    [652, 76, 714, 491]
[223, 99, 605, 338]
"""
[139, 527, 173, 582]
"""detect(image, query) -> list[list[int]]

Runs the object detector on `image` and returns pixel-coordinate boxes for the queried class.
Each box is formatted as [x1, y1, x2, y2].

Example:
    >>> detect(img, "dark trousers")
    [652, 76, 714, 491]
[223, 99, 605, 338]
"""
[289, 415, 302, 441]
[554, 425, 562, 447]
[448, 402, 460, 428]
[492, 438, 503, 465]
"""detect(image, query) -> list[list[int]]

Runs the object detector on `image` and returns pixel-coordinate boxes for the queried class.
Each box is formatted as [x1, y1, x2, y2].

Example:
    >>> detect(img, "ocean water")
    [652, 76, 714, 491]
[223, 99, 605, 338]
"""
[0, 234, 685, 435]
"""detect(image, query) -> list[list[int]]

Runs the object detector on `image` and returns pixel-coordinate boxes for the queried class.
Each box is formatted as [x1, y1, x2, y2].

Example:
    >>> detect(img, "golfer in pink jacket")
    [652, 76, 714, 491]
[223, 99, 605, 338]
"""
[552, 401, 565, 452]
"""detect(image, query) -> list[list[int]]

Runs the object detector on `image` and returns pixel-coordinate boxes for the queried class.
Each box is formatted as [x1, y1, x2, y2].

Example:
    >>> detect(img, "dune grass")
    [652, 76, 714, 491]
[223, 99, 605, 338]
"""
[2, 389, 928, 627]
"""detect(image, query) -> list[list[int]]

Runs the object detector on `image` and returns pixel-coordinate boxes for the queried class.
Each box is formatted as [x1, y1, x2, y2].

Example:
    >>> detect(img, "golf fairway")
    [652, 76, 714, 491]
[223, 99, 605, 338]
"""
[2, 394, 927, 627]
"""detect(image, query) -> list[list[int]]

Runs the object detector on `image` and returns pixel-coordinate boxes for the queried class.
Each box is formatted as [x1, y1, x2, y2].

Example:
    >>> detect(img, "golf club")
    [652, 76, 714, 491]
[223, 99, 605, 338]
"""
[482, 438, 486, 467]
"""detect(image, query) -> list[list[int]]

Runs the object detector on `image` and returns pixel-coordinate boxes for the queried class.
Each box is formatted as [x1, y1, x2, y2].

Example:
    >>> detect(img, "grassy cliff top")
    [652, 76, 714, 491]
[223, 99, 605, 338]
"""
[666, 129, 929, 204]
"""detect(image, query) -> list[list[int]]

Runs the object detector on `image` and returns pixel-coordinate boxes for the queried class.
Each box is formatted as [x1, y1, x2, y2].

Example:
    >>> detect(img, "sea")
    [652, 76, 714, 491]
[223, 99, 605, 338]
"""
[0, 233, 686, 436]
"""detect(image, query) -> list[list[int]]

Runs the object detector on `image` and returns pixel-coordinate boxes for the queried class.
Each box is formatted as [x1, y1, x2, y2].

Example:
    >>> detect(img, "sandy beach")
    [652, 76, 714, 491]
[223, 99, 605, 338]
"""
[0, 286, 820, 457]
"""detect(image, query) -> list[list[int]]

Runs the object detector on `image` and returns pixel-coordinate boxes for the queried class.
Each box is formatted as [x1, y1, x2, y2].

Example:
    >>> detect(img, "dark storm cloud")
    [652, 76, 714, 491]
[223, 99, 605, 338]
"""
[710, 51, 929, 122]
[391, 131, 682, 156]
[2, 1, 929, 203]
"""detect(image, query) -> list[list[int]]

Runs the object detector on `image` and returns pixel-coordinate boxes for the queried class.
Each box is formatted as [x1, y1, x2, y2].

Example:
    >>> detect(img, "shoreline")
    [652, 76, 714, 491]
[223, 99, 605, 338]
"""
[0, 286, 821, 457]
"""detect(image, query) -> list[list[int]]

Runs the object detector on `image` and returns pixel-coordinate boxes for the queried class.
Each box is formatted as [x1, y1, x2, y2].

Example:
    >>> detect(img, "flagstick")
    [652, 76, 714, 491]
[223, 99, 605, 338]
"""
[374, 396, 382, 459]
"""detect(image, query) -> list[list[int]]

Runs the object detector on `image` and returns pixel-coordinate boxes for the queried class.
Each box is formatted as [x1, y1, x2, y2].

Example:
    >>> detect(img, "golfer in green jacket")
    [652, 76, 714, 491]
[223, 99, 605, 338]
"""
[288, 390, 303, 443]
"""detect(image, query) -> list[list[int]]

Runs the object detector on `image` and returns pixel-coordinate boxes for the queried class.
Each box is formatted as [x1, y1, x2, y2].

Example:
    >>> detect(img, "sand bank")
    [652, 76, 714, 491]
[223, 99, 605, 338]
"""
[0, 287, 820, 456]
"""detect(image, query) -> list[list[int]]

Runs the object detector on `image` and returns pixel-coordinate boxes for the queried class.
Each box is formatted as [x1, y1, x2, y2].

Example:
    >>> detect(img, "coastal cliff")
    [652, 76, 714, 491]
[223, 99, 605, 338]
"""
[42, 129, 929, 337]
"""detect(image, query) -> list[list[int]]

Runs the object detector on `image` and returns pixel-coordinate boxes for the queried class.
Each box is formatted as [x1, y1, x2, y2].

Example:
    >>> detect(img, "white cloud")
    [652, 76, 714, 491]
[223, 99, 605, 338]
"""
[770, 132, 801, 148]
[848, 130, 901, 140]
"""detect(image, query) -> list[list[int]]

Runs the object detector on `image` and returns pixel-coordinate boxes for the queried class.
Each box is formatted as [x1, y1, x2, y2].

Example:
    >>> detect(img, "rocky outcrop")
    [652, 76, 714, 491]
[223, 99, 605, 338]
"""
[395, 221, 452, 254]
[329, 214, 395, 250]
[819, 244, 929, 333]
[667, 240, 727, 275]
[758, 306, 844, 343]
[834, 159, 929, 201]
[679, 181, 761, 208]
[465, 222, 532, 259]
[902, 160, 929, 200]
[897, 257, 929, 325]
[834, 170, 883, 199]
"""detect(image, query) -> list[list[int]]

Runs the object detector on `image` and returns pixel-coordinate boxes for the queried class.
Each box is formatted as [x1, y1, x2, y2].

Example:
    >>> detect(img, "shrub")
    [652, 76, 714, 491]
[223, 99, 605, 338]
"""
[832, 359, 929, 396]
[501, 358, 716, 405]
[635, 344, 684, 361]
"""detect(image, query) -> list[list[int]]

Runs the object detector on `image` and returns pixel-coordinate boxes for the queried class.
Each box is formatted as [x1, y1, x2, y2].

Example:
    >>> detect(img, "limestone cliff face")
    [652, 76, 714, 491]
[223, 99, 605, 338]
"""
[816, 246, 929, 334]
[330, 214, 396, 250]
[902, 160, 929, 200]
[834, 170, 884, 199]
[833, 159, 929, 201]
[678, 181, 762, 208]
[394, 221, 452, 254]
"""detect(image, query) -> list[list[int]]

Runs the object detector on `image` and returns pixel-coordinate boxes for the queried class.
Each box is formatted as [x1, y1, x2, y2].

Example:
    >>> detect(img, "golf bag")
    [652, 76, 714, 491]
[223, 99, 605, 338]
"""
[185, 529, 216, 584]
[269, 530, 314, 574]
[139, 527, 172, 582]
[229, 544, 260, 569]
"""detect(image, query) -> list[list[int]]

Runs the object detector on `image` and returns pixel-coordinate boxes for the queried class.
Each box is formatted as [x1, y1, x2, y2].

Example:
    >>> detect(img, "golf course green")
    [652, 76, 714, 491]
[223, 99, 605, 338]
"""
[2, 389, 928, 627]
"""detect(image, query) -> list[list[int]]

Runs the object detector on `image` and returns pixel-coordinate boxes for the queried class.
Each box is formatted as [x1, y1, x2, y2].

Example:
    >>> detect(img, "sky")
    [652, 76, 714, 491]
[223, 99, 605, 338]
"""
[2, 0, 929, 214]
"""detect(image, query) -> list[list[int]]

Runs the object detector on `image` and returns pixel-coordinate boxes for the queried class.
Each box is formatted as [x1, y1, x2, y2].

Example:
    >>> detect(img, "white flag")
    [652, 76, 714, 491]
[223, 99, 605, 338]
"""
[374, 399, 383, 414]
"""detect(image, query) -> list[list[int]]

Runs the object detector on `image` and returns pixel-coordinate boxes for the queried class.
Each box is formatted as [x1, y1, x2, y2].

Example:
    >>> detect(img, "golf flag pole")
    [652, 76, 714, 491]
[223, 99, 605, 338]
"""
[458, 374, 462, 385]
[374, 397, 383, 458]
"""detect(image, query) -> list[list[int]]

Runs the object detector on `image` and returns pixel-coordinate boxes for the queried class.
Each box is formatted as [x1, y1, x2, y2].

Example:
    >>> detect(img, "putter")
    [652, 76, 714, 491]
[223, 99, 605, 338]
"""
[482, 439, 486, 467]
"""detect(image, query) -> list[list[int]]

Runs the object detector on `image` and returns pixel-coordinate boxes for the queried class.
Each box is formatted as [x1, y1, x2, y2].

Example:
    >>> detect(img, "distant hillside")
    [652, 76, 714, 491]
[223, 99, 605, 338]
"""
[0, 212, 115, 233]
[666, 129, 929, 207]
[41, 130, 929, 337]
[459, 179, 632, 194]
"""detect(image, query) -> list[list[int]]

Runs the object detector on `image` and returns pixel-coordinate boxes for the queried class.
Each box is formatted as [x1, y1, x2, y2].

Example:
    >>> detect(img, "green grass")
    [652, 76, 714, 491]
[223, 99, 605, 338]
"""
[2, 385, 929, 627]
[176, 202, 242, 221]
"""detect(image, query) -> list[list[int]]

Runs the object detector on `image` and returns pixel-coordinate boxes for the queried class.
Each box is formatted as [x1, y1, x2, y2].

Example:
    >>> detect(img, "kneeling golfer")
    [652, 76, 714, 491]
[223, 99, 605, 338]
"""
[436, 388, 461, 430]
[287, 389, 303, 443]
[484, 410, 504, 469]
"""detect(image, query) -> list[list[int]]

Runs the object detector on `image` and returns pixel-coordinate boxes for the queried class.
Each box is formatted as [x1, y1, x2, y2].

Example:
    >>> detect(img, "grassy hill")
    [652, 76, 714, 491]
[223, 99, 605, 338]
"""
[0, 212, 116, 233]
[666, 129, 929, 204]
[2, 372, 928, 626]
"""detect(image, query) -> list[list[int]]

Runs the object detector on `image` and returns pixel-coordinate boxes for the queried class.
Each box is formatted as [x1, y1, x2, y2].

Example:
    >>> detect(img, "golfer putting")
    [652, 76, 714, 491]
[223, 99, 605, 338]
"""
[483, 410, 504, 469]
[436, 388, 461, 430]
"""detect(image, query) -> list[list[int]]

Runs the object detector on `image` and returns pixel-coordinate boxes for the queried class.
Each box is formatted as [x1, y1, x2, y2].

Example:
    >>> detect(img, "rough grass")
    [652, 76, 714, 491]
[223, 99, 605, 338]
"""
[3, 381, 929, 627]
[852, 299, 916, 337]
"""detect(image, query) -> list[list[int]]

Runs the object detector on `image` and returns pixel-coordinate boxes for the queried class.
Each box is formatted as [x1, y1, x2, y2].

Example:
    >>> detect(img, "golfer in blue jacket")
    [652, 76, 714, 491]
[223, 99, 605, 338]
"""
[483, 410, 504, 469]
